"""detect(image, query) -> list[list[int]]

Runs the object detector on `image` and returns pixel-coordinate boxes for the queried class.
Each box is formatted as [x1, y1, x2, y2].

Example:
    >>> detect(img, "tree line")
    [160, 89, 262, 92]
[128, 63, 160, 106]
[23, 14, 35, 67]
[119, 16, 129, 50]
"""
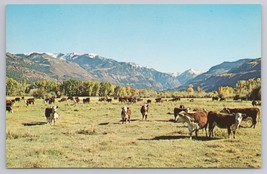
[6, 77, 261, 100]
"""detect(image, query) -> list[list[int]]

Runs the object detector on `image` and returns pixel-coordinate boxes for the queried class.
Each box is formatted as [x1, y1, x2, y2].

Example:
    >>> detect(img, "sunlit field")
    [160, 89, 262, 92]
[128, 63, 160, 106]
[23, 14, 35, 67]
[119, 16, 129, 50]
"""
[6, 97, 261, 168]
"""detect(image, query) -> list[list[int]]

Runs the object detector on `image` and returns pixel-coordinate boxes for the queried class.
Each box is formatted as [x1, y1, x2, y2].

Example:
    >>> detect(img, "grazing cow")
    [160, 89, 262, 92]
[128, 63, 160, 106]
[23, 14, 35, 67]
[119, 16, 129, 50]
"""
[169, 97, 181, 102]
[45, 106, 59, 125]
[240, 96, 247, 101]
[220, 107, 260, 128]
[6, 100, 14, 107]
[137, 98, 143, 102]
[74, 97, 80, 103]
[233, 95, 240, 101]
[6, 106, 13, 113]
[173, 107, 188, 121]
[212, 96, 219, 101]
[107, 98, 112, 103]
[44, 97, 55, 104]
[208, 111, 244, 139]
[44, 98, 50, 103]
[26, 98, 35, 106]
[49, 98, 55, 104]
[15, 97, 21, 102]
[155, 98, 162, 103]
[121, 106, 131, 124]
[252, 100, 261, 106]
[178, 110, 208, 138]
[220, 97, 226, 101]
[147, 99, 152, 104]
[59, 97, 67, 102]
[67, 96, 74, 100]
[119, 97, 127, 103]
[83, 97, 90, 104]
[140, 104, 149, 120]
[189, 99, 194, 102]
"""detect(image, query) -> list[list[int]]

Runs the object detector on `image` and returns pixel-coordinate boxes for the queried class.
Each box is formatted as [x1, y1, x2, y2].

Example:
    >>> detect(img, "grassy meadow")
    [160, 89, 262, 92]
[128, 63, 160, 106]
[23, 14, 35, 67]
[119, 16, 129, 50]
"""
[6, 97, 261, 168]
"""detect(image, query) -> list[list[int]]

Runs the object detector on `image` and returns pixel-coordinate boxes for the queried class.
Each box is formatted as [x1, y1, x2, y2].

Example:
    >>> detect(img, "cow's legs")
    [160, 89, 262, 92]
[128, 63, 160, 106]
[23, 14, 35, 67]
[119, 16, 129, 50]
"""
[233, 130, 236, 139]
[195, 130, 198, 138]
[227, 127, 231, 138]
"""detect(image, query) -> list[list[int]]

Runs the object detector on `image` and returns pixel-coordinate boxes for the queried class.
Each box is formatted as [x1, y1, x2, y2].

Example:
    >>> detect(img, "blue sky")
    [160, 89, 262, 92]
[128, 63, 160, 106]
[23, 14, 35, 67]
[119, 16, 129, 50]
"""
[6, 4, 261, 73]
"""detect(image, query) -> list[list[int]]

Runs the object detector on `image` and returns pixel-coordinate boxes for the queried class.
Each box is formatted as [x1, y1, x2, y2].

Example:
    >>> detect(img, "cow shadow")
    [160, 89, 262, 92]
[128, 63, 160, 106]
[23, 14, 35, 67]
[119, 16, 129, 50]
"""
[102, 119, 146, 125]
[98, 122, 110, 126]
[138, 135, 221, 141]
[22, 121, 47, 126]
[155, 119, 179, 123]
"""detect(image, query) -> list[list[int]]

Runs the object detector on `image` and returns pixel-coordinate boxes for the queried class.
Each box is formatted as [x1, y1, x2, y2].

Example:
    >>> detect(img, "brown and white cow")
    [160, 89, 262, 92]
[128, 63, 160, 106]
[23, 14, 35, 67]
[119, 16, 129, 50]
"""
[26, 98, 35, 106]
[45, 106, 59, 125]
[83, 97, 90, 104]
[220, 107, 260, 128]
[140, 104, 149, 120]
[178, 110, 208, 139]
[173, 107, 188, 121]
[208, 111, 244, 139]
[6, 106, 13, 113]
[121, 106, 131, 124]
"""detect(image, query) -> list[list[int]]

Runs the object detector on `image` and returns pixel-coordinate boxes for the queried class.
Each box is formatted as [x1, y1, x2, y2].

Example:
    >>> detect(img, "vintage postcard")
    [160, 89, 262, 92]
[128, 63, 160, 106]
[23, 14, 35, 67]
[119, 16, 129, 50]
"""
[6, 4, 261, 168]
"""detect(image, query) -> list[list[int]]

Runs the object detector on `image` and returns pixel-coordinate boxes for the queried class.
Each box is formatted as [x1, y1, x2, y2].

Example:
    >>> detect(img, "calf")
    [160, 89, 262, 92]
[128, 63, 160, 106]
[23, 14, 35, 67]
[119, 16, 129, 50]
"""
[140, 104, 149, 120]
[178, 110, 208, 138]
[45, 106, 59, 125]
[220, 107, 260, 128]
[121, 106, 131, 124]
[208, 111, 243, 139]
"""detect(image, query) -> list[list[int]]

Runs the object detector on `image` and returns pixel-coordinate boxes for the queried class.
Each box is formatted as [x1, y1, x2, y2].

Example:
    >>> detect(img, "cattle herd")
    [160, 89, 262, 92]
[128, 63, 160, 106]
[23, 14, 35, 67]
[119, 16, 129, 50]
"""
[6, 96, 261, 140]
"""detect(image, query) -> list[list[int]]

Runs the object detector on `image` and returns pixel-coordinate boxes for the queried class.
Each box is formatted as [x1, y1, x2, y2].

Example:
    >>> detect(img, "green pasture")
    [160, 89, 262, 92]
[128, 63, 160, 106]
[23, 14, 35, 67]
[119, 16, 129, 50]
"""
[6, 97, 261, 168]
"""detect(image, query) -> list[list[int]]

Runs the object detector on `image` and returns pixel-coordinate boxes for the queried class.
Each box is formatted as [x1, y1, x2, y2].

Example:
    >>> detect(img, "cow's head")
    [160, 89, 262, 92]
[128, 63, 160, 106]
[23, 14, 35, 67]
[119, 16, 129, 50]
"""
[235, 113, 243, 123]
[52, 106, 58, 112]
[121, 106, 128, 115]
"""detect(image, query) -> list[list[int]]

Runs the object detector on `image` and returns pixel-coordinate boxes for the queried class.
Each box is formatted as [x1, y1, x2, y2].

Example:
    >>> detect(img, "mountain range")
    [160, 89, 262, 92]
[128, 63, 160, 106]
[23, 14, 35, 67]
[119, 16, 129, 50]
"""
[6, 52, 261, 91]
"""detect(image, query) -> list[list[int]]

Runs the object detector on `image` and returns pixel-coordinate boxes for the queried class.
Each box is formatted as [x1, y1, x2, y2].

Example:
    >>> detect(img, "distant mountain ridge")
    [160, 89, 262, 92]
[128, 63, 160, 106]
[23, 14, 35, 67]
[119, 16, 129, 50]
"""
[176, 58, 261, 91]
[7, 52, 181, 91]
[6, 52, 261, 92]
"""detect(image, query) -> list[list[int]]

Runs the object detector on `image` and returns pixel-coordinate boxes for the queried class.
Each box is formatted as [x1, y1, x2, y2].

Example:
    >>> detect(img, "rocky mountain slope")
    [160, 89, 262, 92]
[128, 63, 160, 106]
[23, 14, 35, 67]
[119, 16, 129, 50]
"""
[176, 58, 261, 91]
[7, 52, 180, 91]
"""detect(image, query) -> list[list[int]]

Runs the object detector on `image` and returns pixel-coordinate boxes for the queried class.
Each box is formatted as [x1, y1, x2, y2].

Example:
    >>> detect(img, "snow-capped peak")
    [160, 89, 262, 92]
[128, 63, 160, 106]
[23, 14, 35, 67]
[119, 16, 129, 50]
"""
[187, 68, 203, 75]
[87, 53, 98, 58]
